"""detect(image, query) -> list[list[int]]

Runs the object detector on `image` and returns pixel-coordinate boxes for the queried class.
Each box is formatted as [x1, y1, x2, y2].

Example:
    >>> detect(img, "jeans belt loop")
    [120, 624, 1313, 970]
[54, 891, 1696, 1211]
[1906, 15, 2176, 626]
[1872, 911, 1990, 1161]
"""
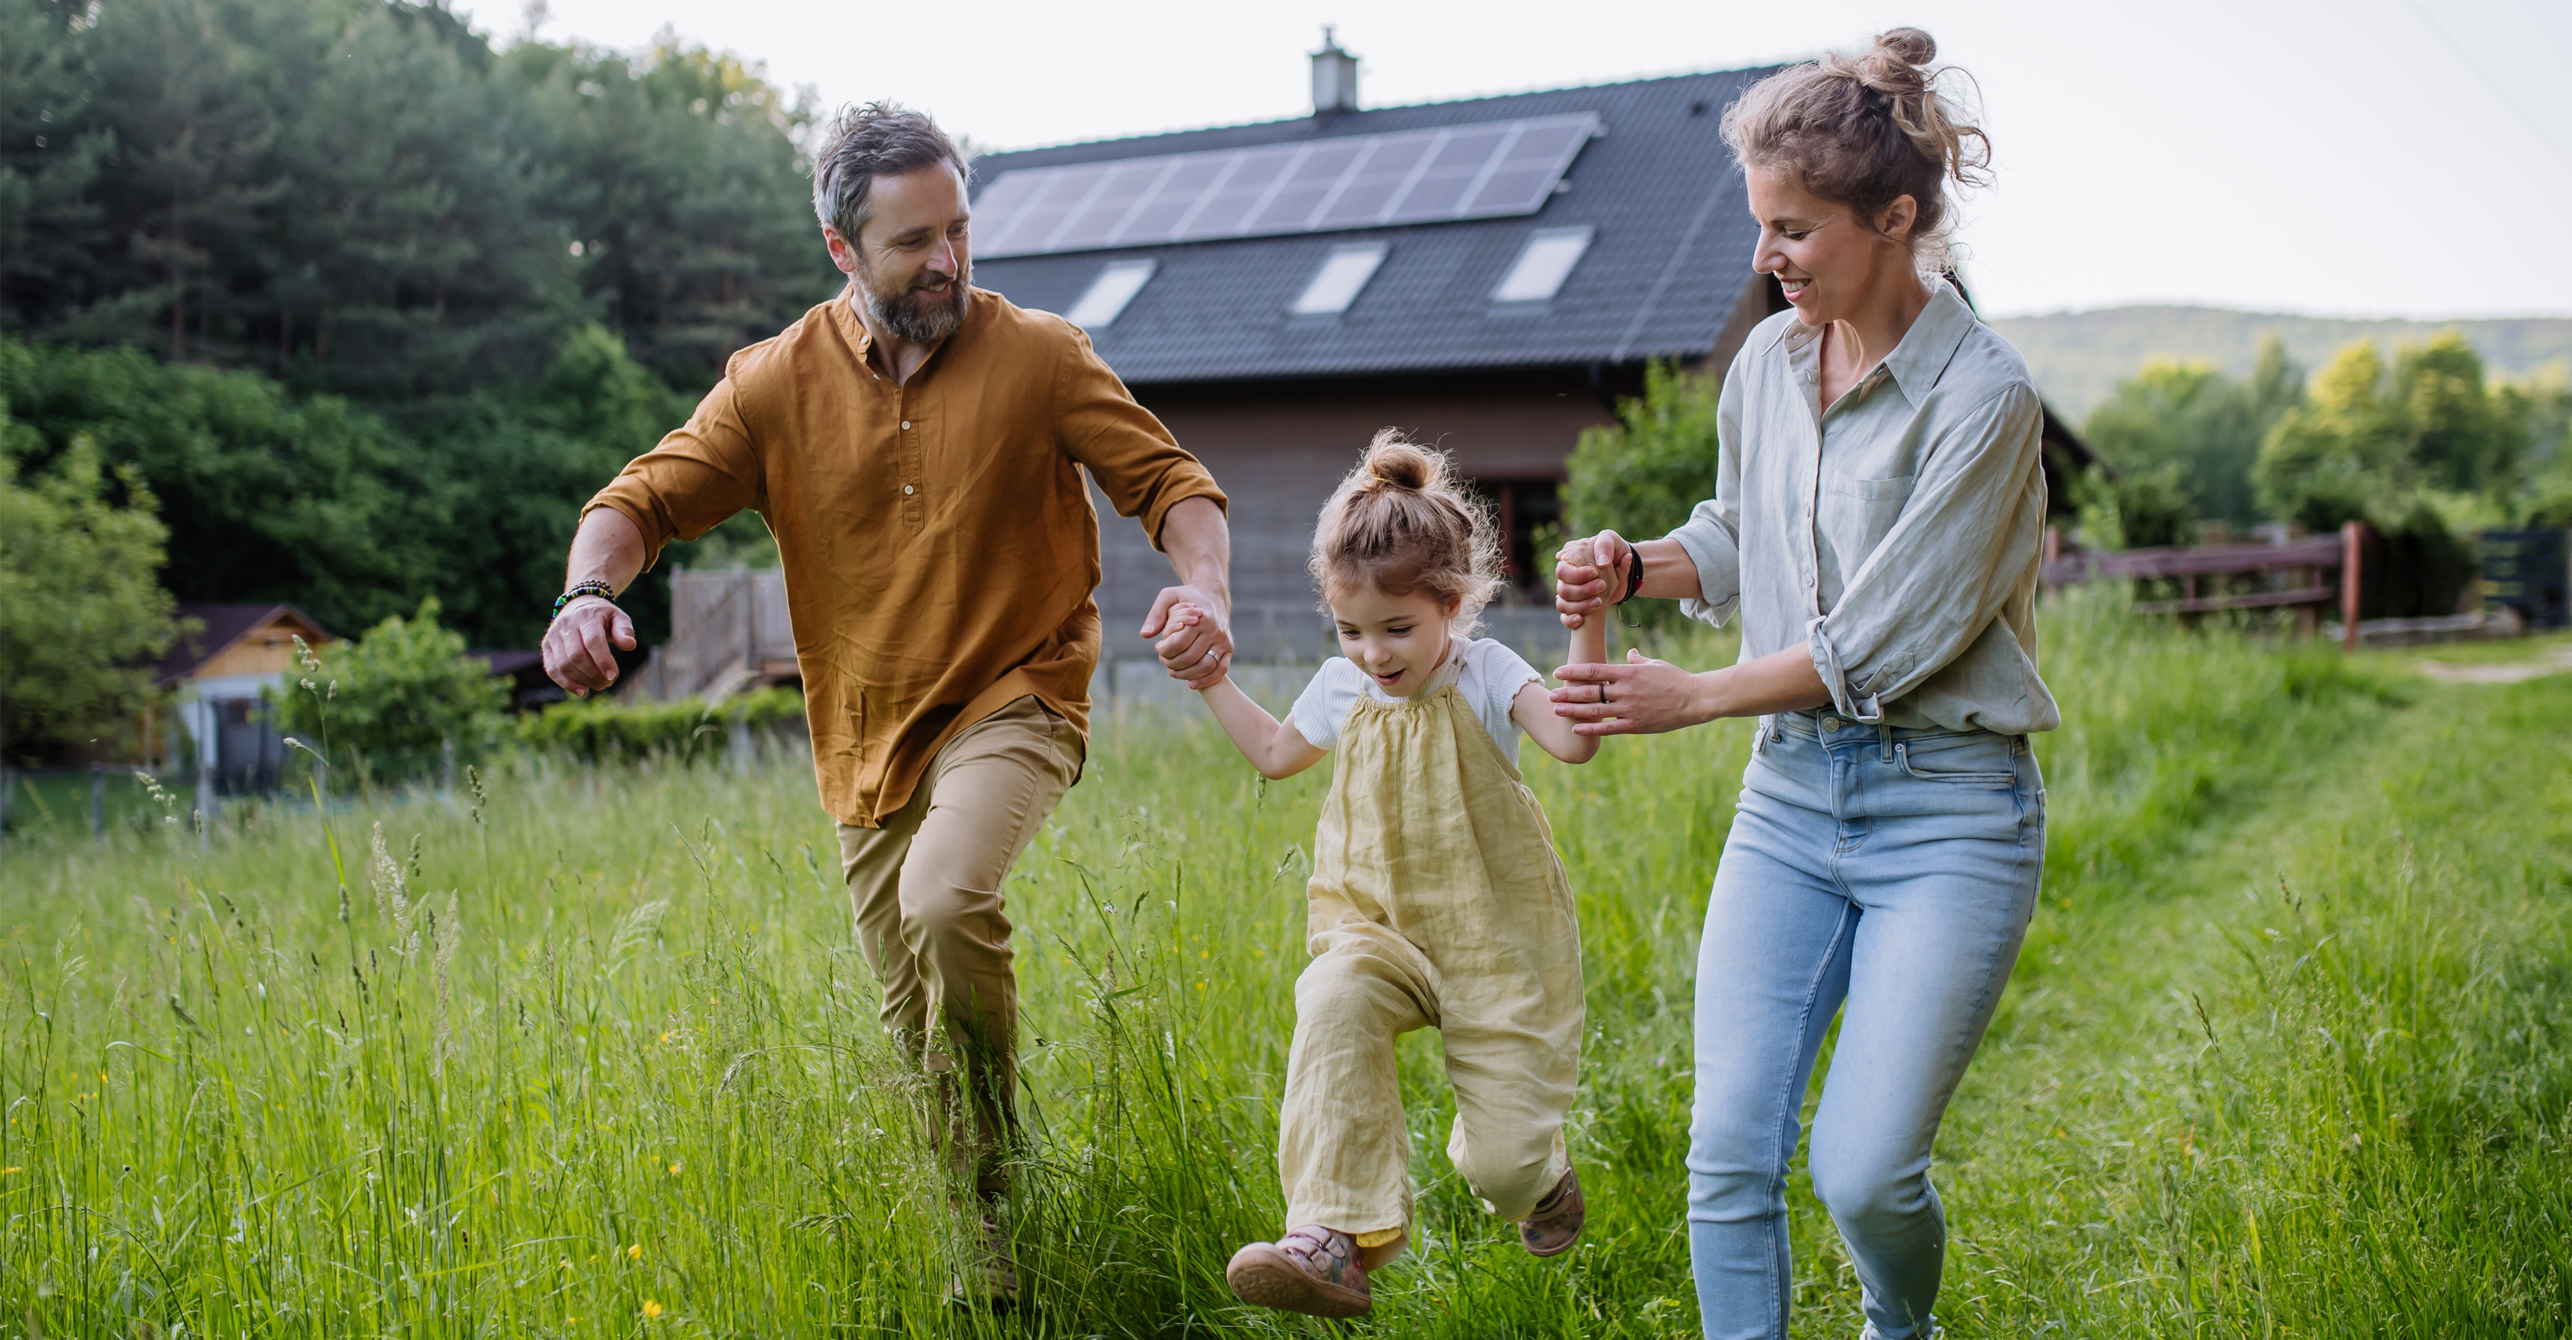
[1876, 720, 1894, 763]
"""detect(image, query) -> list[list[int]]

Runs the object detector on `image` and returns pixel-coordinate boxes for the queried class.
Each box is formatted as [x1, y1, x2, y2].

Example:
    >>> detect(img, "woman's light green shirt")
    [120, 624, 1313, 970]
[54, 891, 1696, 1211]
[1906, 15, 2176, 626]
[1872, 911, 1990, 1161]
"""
[1668, 280, 2061, 735]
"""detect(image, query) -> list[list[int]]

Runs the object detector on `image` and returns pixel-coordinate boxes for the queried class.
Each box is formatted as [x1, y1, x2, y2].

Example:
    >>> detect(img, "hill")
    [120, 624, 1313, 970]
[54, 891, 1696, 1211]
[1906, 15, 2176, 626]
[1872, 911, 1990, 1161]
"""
[1989, 307, 2572, 418]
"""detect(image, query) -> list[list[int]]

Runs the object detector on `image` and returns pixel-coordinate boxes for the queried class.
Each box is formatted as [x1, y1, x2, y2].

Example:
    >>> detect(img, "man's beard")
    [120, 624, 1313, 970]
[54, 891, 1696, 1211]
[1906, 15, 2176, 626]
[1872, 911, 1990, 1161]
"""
[856, 258, 971, 344]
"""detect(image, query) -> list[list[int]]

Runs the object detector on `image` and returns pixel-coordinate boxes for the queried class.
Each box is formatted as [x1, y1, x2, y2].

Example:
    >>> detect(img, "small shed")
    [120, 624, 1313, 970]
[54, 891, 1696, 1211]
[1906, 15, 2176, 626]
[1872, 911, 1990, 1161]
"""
[156, 603, 335, 792]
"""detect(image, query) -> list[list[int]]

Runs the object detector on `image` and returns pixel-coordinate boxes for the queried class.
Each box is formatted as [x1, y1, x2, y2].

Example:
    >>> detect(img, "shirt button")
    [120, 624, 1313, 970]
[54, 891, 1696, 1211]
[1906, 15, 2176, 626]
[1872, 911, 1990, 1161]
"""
[903, 484, 916, 495]
[900, 420, 912, 430]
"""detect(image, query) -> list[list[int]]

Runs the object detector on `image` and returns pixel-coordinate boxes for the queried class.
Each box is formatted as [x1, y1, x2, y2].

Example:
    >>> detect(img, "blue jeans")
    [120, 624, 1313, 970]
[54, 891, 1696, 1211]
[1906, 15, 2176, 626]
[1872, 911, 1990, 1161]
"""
[1688, 710, 2045, 1340]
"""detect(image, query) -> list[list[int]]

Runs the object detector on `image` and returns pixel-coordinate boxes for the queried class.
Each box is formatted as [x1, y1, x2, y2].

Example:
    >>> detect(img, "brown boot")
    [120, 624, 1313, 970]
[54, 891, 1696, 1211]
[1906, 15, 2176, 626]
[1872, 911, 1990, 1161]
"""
[1225, 1224, 1372, 1318]
[948, 1209, 1019, 1311]
[1520, 1165, 1585, 1257]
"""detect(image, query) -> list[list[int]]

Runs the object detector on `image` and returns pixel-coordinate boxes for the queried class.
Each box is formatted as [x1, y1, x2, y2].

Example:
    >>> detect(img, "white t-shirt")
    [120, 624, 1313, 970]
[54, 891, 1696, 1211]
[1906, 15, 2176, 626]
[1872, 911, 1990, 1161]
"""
[1288, 636, 1546, 766]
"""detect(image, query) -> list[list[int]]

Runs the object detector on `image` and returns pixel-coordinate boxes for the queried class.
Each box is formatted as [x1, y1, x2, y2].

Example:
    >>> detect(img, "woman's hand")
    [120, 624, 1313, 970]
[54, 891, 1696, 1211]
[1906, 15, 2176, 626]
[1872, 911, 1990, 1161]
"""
[1549, 649, 1709, 736]
[1554, 530, 1632, 630]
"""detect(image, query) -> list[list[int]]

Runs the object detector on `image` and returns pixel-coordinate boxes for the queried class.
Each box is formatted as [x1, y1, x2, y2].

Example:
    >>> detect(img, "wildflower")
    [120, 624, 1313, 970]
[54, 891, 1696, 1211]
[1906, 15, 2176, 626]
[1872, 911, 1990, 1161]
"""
[1, 1167, 22, 1175]
[627, 1243, 642, 1260]
[668, 1162, 681, 1176]
[643, 1300, 663, 1319]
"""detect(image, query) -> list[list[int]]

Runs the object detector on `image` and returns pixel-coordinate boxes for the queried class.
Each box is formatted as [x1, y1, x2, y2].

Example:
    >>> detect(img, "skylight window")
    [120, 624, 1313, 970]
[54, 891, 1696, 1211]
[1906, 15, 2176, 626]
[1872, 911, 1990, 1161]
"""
[1063, 259, 1156, 328]
[1491, 227, 1593, 304]
[1291, 243, 1387, 316]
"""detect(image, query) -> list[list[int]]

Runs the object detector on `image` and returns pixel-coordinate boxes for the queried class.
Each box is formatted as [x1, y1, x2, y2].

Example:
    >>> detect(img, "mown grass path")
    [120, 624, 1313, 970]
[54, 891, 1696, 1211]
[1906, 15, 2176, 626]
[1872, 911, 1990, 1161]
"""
[1921, 663, 2572, 1337]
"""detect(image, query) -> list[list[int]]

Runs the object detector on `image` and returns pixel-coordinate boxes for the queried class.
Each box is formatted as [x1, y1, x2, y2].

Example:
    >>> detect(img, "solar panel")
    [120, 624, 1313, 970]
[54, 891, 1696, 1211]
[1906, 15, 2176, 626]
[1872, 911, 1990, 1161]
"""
[972, 113, 1600, 259]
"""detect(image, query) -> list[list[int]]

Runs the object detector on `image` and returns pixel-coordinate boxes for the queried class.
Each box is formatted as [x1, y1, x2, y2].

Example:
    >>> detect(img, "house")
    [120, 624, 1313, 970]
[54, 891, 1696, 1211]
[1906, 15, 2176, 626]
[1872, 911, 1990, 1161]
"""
[624, 38, 2102, 703]
[967, 34, 2099, 664]
[155, 603, 334, 792]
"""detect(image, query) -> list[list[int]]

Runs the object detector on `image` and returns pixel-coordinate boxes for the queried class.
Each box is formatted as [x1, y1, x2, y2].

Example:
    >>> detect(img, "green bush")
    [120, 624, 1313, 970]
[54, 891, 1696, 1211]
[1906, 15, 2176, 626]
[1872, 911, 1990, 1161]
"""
[513, 686, 804, 765]
[269, 598, 505, 783]
[1560, 360, 1721, 547]
[0, 434, 178, 764]
[2070, 461, 2199, 552]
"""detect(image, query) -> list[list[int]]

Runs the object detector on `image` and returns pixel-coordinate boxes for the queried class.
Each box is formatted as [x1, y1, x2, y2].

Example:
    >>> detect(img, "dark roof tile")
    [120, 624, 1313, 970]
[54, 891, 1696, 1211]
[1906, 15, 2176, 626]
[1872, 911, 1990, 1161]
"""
[969, 68, 1775, 385]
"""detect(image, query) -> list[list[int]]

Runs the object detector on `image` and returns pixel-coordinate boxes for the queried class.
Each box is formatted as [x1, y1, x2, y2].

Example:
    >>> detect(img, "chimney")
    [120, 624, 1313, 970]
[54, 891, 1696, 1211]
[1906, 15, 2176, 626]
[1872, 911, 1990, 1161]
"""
[1311, 26, 1357, 115]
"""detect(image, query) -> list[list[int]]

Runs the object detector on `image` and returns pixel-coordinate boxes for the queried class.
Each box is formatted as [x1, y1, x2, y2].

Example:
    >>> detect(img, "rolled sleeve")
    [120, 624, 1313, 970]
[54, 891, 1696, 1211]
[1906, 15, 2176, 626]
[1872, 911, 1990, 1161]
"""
[583, 377, 762, 570]
[1052, 326, 1226, 551]
[1807, 383, 2045, 719]
[1671, 499, 1744, 628]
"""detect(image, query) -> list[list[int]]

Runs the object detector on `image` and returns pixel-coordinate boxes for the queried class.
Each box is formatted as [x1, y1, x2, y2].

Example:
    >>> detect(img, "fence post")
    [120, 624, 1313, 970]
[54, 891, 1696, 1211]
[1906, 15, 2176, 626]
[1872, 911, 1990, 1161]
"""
[194, 699, 217, 845]
[2340, 520, 2364, 652]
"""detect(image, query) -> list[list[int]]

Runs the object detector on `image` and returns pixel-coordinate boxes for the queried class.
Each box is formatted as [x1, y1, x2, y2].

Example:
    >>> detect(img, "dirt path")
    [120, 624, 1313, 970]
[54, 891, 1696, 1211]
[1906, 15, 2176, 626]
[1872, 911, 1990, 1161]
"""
[2415, 641, 2572, 683]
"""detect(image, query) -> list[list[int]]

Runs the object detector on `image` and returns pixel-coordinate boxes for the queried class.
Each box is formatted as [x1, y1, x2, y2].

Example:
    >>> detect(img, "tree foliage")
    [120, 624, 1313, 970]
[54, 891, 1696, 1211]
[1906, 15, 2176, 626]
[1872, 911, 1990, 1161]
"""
[0, 434, 179, 763]
[0, 0, 831, 653]
[269, 596, 503, 779]
[1, 0, 835, 396]
[1561, 361, 1723, 545]
[0, 325, 690, 648]
[2080, 338, 2303, 527]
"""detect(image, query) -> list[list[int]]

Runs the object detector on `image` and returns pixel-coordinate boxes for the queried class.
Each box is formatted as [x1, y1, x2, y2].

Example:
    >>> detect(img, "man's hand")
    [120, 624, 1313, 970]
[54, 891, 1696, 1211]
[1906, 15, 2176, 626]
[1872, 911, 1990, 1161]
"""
[543, 596, 636, 696]
[1142, 586, 1233, 690]
[1555, 529, 1633, 630]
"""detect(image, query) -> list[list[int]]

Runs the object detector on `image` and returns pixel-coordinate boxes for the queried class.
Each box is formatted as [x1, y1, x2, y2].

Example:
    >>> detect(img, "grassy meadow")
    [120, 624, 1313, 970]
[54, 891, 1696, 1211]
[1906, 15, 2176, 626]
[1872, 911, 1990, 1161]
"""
[1, 595, 2567, 1337]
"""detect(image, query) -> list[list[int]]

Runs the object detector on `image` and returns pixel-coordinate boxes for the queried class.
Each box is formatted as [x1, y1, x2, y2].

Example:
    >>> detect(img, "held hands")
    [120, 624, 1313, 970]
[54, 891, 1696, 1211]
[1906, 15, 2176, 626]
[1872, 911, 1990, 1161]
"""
[1555, 530, 1634, 630]
[542, 596, 636, 696]
[1549, 649, 1706, 736]
[1142, 590, 1233, 689]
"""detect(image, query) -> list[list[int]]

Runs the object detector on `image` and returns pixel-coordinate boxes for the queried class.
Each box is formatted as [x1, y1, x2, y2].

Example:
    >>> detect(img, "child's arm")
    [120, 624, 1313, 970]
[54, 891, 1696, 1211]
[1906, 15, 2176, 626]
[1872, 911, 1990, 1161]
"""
[1167, 603, 1328, 779]
[1517, 538, 1613, 764]
[1199, 677, 1329, 779]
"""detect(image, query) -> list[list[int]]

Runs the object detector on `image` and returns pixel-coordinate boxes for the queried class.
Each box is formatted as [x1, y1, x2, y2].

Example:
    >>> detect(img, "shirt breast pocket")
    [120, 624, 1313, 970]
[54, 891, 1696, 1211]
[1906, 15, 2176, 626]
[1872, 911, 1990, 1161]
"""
[1820, 468, 1917, 556]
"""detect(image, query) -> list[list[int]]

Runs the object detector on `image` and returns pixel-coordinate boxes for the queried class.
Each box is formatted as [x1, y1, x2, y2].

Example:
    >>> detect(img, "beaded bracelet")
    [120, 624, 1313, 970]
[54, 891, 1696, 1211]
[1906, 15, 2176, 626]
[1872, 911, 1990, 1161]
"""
[552, 579, 619, 622]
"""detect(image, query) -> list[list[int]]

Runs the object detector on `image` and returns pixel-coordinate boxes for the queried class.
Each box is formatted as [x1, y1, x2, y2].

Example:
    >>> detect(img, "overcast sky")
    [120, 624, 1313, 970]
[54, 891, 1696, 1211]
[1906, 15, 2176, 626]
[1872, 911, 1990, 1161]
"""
[462, 0, 2572, 319]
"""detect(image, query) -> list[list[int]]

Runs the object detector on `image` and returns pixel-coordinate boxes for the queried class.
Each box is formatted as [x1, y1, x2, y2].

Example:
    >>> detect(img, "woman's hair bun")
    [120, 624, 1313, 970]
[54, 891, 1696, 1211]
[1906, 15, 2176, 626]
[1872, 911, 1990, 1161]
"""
[1862, 27, 1937, 83]
[1720, 26, 1987, 273]
[1361, 435, 1439, 492]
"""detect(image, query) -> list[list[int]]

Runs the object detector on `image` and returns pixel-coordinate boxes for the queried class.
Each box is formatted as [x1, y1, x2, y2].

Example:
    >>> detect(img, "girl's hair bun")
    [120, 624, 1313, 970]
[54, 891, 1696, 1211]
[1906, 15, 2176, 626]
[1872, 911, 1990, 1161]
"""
[1361, 436, 1439, 493]
[1312, 429, 1506, 628]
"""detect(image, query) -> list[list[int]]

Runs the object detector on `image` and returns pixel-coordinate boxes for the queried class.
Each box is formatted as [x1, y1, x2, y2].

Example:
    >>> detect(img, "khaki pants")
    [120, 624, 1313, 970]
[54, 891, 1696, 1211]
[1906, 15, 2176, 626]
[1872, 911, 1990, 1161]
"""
[839, 696, 1082, 1193]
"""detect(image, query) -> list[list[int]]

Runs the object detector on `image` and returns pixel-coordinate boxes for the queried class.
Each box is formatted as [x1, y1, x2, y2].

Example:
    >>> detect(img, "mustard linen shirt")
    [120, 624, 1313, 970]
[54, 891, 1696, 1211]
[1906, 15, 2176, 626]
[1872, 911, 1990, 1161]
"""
[585, 285, 1227, 826]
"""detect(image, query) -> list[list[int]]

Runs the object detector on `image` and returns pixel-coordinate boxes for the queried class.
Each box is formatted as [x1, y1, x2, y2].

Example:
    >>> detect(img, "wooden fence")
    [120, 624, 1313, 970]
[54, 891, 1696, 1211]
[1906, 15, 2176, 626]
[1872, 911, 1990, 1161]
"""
[2044, 521, 2366, 651]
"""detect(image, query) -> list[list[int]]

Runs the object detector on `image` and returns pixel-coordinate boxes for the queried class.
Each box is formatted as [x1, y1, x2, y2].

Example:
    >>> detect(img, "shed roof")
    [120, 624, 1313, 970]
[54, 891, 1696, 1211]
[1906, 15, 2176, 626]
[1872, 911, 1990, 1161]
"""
[156, 603, 335, 686]
[969, 67, 1777, 386]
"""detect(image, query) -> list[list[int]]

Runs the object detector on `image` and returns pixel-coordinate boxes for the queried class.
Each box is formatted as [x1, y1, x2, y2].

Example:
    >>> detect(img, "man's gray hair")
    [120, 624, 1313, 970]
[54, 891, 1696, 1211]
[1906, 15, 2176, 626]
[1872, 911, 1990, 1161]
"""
[811, 102, 971, 244]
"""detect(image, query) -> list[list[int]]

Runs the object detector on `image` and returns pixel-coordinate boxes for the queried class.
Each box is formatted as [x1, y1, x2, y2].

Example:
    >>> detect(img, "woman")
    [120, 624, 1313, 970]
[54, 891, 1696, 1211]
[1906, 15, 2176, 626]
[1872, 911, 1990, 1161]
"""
[1550, 29, 2055, 1340]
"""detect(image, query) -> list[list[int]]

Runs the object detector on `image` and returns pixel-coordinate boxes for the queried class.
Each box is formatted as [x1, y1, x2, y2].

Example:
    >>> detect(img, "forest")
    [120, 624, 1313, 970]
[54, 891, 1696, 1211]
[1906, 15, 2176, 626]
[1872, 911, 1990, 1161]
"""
[0, 0, 830, 658]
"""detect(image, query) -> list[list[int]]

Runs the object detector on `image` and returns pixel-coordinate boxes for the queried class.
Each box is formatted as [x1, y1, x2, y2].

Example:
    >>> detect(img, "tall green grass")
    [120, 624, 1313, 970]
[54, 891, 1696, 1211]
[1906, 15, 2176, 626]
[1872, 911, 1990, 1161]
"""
[0, 591, 2560, 1336]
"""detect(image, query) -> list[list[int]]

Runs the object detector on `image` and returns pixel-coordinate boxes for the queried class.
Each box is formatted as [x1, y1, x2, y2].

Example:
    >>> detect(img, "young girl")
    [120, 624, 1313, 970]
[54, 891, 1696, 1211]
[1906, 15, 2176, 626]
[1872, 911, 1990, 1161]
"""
[1172, 432, 1608, 1319]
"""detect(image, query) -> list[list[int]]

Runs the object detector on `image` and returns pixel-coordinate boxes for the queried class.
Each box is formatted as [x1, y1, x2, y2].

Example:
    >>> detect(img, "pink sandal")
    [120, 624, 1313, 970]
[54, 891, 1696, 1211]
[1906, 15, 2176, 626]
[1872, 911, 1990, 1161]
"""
[1225, 1224, 1373, 1318]
[1521, 1165, 1586, 1257]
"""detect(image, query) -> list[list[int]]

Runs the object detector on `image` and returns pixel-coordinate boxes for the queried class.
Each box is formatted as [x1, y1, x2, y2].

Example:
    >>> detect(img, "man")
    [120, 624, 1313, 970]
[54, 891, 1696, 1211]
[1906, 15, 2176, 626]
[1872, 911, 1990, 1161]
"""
[541, 103, 1233, 1304]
